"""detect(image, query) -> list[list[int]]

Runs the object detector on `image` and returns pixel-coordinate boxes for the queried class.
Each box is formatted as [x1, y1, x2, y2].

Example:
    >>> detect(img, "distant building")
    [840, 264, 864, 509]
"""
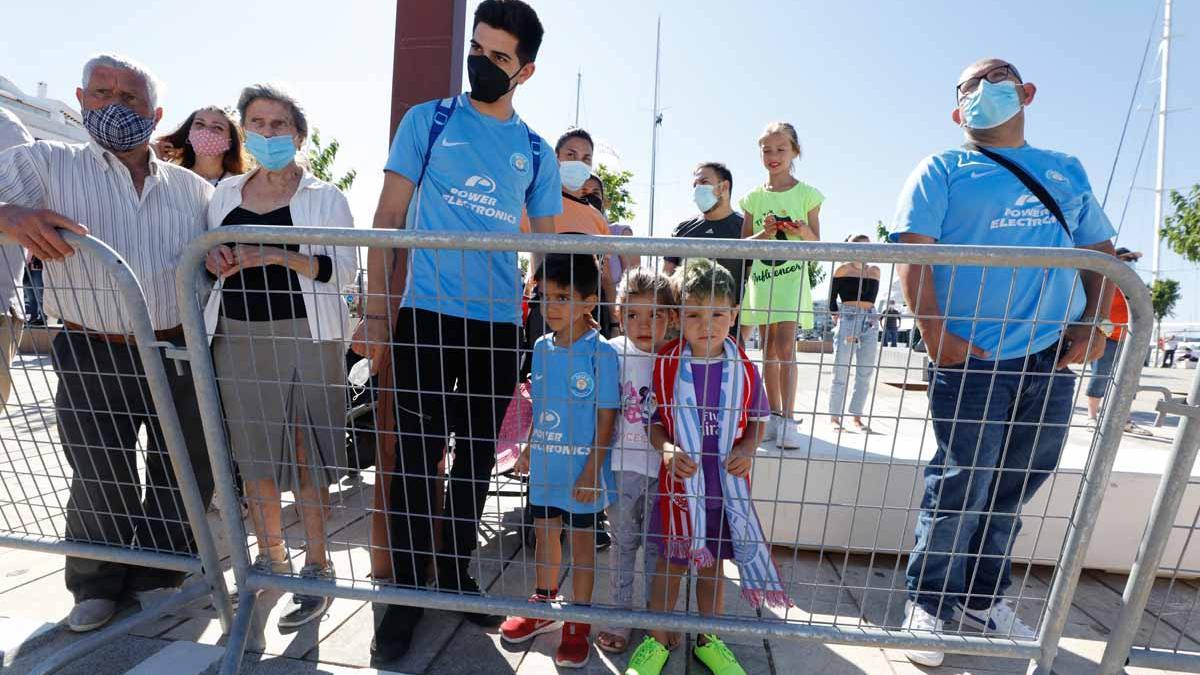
[0, 76, 89, 144]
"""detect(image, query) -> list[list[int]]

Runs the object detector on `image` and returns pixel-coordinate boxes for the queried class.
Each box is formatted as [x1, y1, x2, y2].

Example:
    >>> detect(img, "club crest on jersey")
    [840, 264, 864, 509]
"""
[510, 152, 530, 174]
[570, 371, 595, 398]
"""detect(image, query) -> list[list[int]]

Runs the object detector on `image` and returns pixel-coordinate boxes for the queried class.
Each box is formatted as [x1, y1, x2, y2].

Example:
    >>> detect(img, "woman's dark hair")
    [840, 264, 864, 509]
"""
[160, 106, 247, 175]
[473, 0, 545, 65]
[541, 252, 601, 299]
[555, 128, 594, 155]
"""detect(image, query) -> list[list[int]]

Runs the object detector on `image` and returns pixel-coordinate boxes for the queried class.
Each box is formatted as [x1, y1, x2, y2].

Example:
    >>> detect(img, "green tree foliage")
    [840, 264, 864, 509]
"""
[1163, 184, 1200, 263]
[596, 163, 635, 224]
[808, 263, 827, 289]
[1150, 278, 1181, 342]
[876, 219, 889, 242]
[307, 129, 357, 192]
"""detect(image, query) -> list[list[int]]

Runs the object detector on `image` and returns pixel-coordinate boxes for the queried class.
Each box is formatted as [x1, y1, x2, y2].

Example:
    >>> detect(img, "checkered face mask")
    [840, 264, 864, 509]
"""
[83, 103, 156, 152]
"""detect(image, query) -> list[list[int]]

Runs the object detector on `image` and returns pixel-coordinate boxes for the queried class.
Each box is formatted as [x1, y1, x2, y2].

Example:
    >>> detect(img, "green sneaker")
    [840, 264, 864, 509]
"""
[625, 636, 670, 675]
[693, 634, 746, 675]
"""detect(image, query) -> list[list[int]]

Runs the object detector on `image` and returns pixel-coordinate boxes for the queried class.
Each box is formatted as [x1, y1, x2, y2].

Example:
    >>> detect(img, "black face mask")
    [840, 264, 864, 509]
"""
[583, 193, 603, 212]
[467, 54, 519, 104]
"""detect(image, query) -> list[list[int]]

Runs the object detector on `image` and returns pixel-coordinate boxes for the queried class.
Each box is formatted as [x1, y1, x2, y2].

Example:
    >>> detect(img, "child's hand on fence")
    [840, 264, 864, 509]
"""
[573, 460, 601, 503]
[725, 442, 755, 478]
[514, 444, 530, 475]
[663, 443, 698, 480]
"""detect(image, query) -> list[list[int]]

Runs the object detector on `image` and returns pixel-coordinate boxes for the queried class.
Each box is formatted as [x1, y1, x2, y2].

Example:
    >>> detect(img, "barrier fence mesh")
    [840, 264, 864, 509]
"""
[174, 230, 1148, 671]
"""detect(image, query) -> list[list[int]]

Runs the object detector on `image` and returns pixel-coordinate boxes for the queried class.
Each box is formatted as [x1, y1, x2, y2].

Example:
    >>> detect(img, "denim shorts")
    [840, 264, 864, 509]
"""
[1085, 339, 1120, 399]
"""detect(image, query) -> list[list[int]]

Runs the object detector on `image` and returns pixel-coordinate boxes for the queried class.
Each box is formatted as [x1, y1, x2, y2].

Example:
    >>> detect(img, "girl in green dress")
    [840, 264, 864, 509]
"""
[739, 122, 824, 449]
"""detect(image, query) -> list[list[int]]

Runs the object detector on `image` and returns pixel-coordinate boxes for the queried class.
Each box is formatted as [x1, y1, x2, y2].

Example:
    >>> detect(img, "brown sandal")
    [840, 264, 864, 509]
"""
[596, 628, 630, 654]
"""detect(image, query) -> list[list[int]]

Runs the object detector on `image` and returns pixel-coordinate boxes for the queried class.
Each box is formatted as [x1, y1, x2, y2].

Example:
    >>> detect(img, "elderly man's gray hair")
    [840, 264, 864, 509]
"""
[237, 84, 309, 140]
[82, 53, 161, 108]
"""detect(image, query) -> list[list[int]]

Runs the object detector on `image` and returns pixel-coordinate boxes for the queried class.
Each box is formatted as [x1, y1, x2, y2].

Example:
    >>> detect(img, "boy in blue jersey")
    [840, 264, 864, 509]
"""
[501, 253, 619, 669]
[890, 58, 1116, 668]
[352, 0, 564, 662]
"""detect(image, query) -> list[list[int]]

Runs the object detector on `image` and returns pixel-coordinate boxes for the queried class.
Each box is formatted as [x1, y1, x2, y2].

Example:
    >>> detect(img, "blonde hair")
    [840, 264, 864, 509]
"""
[759, 121, 802, 158]
[617, 267, 678, 307]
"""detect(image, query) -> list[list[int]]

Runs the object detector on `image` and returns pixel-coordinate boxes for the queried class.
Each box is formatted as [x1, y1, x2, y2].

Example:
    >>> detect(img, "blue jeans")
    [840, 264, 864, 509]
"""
[829, 306, 879, 418]
[906, 344, 1074, 619]
[883, 327, 899, 348]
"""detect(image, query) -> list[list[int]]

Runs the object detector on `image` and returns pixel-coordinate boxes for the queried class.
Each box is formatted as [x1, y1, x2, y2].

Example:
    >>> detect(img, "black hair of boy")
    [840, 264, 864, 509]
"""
[541, 252, 601, 299]
[555, 128, 594, 154]
[473, 0, 545, 64]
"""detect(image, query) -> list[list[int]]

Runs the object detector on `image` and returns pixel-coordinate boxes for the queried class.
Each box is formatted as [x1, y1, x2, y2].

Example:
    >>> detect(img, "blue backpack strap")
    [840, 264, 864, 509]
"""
[418, 96, 458, 188]
[524, 123, 542, 203]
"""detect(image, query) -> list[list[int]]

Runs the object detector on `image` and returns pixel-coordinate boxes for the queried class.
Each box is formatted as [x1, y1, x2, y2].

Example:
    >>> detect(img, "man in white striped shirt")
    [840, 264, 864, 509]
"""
[0, 54, 215, 633]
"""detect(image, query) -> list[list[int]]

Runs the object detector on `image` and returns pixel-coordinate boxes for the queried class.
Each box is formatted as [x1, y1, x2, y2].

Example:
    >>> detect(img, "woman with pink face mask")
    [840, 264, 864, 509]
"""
[155, 106, 248, 185]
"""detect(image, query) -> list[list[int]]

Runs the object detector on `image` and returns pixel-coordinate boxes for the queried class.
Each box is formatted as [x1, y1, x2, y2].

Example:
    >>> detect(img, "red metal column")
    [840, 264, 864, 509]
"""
[389, 0, 467, 138]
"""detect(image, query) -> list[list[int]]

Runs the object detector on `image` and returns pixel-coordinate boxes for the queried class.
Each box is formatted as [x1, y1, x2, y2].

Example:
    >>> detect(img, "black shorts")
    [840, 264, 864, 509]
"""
[528, 504, 599, 528]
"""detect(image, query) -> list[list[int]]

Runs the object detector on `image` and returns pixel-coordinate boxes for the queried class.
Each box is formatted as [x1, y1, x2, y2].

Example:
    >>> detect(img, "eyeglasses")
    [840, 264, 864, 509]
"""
[956, 64, 1021, 99]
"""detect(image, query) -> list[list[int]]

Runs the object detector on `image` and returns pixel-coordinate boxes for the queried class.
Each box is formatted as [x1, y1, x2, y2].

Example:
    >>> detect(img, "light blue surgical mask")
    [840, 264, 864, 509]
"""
[245, 131, 298, 171]
[559, 160, 591, 191]
[959, 79, 1023, 130]
[693, 185, 719, 213]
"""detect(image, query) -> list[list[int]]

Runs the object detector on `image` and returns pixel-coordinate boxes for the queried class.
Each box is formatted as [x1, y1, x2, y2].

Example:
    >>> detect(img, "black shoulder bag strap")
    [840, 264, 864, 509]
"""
[966, 143, 1072, 242]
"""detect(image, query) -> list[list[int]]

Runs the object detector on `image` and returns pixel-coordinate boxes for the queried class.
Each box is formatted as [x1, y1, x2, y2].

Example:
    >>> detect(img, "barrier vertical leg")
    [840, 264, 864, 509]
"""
[1098, 368, 1200, 674]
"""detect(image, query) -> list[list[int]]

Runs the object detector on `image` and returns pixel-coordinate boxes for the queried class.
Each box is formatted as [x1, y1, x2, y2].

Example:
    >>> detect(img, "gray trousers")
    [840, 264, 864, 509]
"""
[53, 330, 214, 601]
[608, 470, 660, 610]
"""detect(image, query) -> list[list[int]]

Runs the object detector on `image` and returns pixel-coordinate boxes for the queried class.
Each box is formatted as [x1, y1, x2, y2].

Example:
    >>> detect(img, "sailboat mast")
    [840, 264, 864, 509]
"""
[574, 69, 582, 127]
[1152, 0, 1172, 283]
[649, 16, 663, 234]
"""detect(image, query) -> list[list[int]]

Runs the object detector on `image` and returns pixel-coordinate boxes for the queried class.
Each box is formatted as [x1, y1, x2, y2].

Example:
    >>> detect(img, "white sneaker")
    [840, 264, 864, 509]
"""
[761, 415, 781, 443]
[958, 600, 1036, 639]
[902, 601, 945, 667]
[778, 419, 804, 449]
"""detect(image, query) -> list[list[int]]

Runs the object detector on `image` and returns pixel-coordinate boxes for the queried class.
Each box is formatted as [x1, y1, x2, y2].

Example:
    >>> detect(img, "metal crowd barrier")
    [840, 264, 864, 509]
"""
[172, 227, 1151, 674]
[0, 233, 232, 674]
[1099, 366, 1200, 674]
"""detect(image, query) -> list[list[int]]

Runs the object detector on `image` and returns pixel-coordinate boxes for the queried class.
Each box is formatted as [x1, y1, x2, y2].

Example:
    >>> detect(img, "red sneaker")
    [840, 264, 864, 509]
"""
[500, 594, 562, 644]
[555, 621, 591, 668]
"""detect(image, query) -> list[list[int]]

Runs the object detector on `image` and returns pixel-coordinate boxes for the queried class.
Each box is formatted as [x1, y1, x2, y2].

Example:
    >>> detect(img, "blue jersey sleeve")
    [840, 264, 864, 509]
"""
[1065, 158, 1116, 247]
[595, 343, 621, 410]
[383, 103, 433, 185]
[526, 135, 563, 218]
[889, 155, 948, 242]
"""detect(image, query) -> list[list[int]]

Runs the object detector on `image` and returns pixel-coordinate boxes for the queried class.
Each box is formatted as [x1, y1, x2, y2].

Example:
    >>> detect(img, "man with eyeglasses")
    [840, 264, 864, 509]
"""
[889, 58, 1115, 667]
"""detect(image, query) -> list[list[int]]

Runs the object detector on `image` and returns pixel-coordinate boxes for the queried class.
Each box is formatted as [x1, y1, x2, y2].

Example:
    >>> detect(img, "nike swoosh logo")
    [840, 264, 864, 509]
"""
[441, 138, 469, 147]
[970, 170, 1002, 179]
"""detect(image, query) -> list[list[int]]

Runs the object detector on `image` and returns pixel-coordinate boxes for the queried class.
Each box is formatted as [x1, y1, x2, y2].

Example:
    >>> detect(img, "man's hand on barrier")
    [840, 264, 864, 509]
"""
[0, 205, 88, 260]
[926, 326, 989, 367]
[350, 316, 391, 367]
[1057, 324, 1106, 370]
[206, 245, 237, 277]
[663, 443, 698, 480]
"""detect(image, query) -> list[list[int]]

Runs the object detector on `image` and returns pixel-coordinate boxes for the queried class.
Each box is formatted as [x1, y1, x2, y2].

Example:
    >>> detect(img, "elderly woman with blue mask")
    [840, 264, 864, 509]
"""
[203, 83, 356, 630]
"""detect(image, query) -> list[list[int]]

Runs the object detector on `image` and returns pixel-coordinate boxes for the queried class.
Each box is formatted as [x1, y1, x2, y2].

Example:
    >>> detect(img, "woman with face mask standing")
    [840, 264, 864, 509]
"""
[202, 84, 356, 630]
[154, 106, 248, 185]
[739, 121, 824, 450]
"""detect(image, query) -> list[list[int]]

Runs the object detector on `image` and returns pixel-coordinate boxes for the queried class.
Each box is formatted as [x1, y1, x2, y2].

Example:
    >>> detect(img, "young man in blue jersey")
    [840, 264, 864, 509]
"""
[354, 0, 562, 661]
[890, 58, 1115, 667]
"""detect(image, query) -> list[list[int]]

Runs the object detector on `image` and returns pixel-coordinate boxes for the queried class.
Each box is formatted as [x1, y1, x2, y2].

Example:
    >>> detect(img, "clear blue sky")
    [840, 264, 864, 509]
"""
[3, 0, 1197, 324]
